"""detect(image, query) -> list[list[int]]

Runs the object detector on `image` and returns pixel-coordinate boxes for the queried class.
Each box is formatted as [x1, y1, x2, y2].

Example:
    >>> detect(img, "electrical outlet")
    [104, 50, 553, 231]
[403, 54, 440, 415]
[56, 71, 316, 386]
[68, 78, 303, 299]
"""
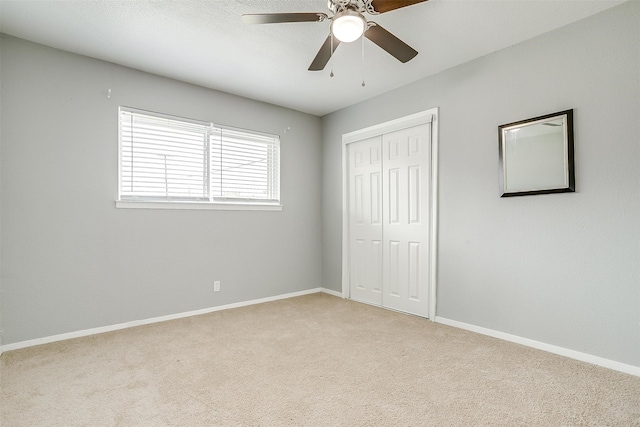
[214, 281, 221, 292]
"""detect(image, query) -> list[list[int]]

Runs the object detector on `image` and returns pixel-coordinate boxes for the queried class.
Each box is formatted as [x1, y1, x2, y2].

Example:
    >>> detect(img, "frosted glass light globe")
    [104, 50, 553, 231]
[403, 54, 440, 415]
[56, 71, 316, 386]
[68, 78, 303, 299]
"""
[332, 11, 365, 43]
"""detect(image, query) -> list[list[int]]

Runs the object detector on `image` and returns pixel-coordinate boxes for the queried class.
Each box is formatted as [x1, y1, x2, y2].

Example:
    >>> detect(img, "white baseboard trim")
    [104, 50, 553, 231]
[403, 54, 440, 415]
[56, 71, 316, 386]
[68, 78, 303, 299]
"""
[435, 316, 640, 377]
[320, 287, 343, 298]
[0, 288, 324, 353]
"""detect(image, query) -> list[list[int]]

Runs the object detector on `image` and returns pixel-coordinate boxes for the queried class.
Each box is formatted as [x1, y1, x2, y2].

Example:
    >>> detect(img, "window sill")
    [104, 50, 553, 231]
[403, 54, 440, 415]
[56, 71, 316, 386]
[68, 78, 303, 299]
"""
[115, 200, 282, 211]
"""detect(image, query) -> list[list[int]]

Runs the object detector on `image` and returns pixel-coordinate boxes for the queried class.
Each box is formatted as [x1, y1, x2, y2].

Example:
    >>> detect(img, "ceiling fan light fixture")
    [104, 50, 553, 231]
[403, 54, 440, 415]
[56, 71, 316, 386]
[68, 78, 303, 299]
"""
[332, 10, 365, 43]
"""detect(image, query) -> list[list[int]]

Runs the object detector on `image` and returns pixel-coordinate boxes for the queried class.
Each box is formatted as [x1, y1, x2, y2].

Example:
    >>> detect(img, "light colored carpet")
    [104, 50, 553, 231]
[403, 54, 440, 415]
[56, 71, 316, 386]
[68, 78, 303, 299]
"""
[1, 293, 639, 426]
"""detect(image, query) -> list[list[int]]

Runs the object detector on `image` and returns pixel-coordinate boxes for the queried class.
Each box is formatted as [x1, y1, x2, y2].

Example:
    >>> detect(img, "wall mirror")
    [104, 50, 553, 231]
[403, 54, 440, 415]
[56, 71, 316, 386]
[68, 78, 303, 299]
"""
[498, 109, 574, 197]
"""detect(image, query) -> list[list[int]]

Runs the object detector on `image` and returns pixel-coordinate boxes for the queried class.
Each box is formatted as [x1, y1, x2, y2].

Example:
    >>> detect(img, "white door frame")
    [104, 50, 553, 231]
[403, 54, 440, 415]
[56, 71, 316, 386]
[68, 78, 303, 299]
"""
[341, 108, 439, 319]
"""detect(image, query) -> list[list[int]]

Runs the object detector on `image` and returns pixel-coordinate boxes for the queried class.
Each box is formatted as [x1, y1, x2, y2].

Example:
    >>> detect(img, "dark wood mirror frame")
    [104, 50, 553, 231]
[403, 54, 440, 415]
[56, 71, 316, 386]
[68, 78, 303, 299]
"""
[498, 109, 575, 197]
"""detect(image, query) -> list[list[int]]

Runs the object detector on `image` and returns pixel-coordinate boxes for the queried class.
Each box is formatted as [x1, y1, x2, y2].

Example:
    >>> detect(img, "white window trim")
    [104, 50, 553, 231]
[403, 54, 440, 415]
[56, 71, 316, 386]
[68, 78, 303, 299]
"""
[116, 107, 281, 211]
[115, 200, 282, 211]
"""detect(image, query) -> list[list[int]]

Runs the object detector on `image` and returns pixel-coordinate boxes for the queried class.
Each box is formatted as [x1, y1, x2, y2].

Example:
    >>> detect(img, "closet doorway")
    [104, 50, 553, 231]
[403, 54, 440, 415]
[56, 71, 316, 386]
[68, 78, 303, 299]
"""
[342, 109, 438, 318]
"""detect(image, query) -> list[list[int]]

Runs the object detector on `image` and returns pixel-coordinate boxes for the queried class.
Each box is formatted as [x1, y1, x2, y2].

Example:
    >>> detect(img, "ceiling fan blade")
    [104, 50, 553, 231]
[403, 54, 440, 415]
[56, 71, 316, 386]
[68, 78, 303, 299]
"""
[365, 23, 418, 63]
[242, 13, 328, 25]
[308, 35, 341, 71]
[369, 0, 429, 14]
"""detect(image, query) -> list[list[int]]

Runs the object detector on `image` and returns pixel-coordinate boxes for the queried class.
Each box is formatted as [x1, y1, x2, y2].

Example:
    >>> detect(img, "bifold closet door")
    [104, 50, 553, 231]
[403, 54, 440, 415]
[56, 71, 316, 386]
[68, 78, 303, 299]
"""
[347, 123, 431, 317]
[348, 136, 384, 307]
[381, 124, 431, 317]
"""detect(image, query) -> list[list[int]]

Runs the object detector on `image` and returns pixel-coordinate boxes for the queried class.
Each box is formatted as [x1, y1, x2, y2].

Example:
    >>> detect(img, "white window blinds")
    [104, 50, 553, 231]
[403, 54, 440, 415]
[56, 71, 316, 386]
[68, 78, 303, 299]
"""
[120, 110, 210, 201]
[210, 128, 280, 201]
[119, 107, 280, 204]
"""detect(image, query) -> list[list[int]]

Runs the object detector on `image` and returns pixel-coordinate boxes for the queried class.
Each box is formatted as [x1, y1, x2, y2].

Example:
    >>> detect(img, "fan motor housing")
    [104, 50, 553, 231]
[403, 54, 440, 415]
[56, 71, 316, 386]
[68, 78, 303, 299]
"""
[328, 0, 373, 14]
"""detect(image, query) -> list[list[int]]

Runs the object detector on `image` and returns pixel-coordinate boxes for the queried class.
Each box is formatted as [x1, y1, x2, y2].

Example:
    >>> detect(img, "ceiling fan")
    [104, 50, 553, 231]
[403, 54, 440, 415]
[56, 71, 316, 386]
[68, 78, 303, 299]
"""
[242, 0, 428, 71]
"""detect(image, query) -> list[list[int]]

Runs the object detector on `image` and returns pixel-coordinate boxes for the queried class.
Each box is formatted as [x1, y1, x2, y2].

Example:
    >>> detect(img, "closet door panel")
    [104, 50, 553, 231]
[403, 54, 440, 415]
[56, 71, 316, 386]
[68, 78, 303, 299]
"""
[348, 136, 383, 307]
[382, 124, 431, 317]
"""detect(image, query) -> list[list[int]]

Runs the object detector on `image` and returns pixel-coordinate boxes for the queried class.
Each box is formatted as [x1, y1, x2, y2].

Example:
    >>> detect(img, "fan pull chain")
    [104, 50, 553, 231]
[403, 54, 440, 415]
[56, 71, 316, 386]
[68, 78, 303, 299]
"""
[361, 35, 365, 87]
[330, 33, 335, 78]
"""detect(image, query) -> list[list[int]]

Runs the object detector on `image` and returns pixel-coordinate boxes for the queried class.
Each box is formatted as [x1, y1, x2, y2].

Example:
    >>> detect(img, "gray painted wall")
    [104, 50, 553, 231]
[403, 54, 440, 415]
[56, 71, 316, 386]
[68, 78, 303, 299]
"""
[0, 40, 3, 348]
[321, 2, 640, 367]
[0, 36, 322, 344]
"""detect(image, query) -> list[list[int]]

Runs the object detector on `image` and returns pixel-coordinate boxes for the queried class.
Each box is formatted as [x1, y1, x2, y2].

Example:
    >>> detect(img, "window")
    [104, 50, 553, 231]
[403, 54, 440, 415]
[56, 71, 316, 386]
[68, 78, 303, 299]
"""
[118, 107, 280, 209]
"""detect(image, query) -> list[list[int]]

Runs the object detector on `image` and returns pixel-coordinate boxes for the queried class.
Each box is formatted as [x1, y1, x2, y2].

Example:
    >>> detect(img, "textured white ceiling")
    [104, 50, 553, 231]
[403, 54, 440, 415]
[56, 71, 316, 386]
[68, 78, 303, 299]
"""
[0, 0, 627, 116]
